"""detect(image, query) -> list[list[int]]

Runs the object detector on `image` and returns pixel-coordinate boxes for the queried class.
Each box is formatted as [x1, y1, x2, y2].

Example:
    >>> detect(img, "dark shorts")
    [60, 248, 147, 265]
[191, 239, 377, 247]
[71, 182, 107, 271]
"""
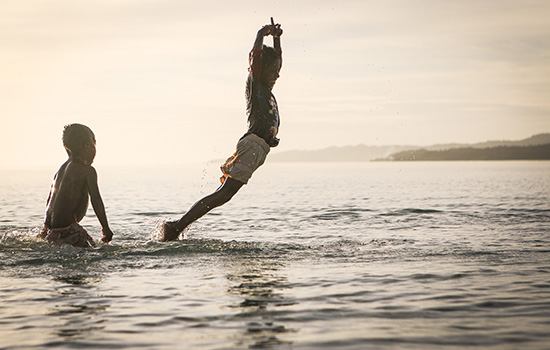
[40, 222, 95, 248]
[220, 134, 270, 184]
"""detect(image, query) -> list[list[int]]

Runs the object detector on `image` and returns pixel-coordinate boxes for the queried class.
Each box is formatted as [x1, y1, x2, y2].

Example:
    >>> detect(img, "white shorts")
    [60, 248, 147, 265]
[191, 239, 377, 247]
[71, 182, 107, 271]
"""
[220, 134, 270, 184]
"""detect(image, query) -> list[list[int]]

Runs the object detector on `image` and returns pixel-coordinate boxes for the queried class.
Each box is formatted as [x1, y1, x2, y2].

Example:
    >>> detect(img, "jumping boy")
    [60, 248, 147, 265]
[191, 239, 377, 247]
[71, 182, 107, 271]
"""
[161, 19, 283, 241]
[40, 123, 113, 247]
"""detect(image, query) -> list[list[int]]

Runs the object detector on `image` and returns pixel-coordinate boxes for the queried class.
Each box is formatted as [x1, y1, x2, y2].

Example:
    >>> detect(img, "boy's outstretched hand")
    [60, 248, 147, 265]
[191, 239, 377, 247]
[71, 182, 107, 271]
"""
[101, 227, 113, 243]
[270, 17, 283, 37]
[259, 18, 283, 38]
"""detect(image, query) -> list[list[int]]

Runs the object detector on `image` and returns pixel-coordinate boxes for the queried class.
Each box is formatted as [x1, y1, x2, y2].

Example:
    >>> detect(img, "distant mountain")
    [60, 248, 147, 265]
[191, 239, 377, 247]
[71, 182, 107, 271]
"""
[423, 133, 550, 151]
[381, 144, 550, 161]
[269, 145, 417, 162]
[269, 134, 550, 162]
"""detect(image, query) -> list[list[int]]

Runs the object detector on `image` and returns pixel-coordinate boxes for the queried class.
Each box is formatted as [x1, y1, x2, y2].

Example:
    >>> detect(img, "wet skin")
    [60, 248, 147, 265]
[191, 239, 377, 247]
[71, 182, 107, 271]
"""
[44, 137, 113, 243]
[260, 58, 281, 90]
[161, 21, 283, 242]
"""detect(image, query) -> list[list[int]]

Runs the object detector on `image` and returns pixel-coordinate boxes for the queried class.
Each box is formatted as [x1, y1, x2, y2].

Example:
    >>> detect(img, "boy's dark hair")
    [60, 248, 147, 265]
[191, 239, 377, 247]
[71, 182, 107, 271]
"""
[261, 45, 281, 71]
[62, 123, 94, 156]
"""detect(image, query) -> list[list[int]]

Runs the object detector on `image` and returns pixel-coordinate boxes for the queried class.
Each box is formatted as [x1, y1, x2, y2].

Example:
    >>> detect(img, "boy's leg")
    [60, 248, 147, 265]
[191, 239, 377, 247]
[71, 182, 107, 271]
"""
[161, 177, 244, 241]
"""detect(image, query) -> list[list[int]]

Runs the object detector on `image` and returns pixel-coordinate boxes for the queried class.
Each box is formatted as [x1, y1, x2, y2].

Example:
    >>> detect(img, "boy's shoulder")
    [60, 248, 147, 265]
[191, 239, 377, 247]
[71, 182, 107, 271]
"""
[60, 159, 97, 178]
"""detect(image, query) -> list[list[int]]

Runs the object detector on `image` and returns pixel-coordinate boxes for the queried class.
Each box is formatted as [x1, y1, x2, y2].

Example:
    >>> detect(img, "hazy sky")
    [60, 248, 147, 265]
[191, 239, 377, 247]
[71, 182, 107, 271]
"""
[2, 0, 549, 169]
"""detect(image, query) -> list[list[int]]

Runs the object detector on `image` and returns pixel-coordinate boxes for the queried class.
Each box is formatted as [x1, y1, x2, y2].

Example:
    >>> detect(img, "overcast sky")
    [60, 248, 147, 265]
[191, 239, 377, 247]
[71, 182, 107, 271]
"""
[1, 0, 549, 169]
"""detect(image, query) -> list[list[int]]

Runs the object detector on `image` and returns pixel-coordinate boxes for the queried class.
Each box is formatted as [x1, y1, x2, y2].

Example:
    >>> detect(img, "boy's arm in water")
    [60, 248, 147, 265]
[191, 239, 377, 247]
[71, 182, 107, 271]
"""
[86, 166, 113, 243]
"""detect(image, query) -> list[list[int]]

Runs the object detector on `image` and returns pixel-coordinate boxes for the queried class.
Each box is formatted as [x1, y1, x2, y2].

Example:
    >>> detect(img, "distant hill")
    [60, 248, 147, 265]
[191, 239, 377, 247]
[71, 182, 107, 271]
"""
[380, 144, 550, 161]
[269, 133, 550, 162]
[422, 133, 550, 151]
[268, 145, 417, 162]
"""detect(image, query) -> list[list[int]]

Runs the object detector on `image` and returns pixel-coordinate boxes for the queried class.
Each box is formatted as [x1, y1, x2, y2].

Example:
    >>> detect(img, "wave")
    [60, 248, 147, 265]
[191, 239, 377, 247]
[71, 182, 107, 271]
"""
[309, 207, 373, 220]
[380, 208, 443, 216]
[133, 211, 182, 217]
[308, 207, 445, 223]
[2, 224, 546, 274]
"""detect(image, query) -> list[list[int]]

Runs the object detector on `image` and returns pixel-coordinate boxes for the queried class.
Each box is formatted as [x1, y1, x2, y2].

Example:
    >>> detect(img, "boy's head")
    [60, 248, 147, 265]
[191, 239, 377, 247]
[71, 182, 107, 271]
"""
[260, 45, 281, 89]
[62, 123, 96, 162]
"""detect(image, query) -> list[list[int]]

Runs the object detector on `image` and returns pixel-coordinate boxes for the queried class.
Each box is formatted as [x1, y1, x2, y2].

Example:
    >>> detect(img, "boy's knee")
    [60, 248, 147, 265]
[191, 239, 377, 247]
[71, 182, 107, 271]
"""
[218, 185, 241, 205]
[217, 190, 236, 205]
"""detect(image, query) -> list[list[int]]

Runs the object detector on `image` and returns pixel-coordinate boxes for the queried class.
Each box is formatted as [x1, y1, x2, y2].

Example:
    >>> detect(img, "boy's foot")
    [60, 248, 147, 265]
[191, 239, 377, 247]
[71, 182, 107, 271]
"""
[160, 221, 180, 242]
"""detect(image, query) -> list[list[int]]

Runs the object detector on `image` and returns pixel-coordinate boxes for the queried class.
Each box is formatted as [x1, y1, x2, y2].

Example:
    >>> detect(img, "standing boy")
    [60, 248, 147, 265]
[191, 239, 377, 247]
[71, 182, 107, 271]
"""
[161, 19, 283, 241]
[41, 123, 113, 247]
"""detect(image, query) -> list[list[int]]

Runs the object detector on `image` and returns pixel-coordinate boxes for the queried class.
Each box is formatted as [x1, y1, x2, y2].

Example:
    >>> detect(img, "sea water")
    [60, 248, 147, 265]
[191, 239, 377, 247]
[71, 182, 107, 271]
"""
[1, 161, 549, 349]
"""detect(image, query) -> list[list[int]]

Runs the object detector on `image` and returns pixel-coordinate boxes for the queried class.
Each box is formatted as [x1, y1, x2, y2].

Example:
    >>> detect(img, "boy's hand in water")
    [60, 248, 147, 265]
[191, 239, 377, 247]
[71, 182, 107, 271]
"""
[101, 227, 113, 243]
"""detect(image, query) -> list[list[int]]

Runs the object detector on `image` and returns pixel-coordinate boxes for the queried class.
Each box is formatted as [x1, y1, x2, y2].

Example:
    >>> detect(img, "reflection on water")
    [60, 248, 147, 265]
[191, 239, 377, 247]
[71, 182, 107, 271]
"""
[226, 258, 296, 349]
[2, 162, 550, 349]
[48, 270, 110, 344]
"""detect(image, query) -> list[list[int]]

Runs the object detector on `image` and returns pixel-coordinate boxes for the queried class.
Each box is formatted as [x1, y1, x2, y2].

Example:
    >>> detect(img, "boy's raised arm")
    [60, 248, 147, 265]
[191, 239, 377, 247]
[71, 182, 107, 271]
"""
[250, 19, 283, 78]
[273, 30, 282, 68]
[86, 167, 113, 243]
[271, 17, 283, 57]
[250, 25, 270, 79]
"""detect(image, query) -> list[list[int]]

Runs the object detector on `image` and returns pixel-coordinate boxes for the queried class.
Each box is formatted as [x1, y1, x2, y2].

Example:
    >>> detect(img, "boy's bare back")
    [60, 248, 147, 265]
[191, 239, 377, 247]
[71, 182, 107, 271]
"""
[42, 123, 112, 245]
[44, 159, 97, 229]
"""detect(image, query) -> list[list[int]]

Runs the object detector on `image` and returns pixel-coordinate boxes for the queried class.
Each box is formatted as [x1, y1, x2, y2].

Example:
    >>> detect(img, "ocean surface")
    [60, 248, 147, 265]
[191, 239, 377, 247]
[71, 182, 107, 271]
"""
[1, 161, 549, 350]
